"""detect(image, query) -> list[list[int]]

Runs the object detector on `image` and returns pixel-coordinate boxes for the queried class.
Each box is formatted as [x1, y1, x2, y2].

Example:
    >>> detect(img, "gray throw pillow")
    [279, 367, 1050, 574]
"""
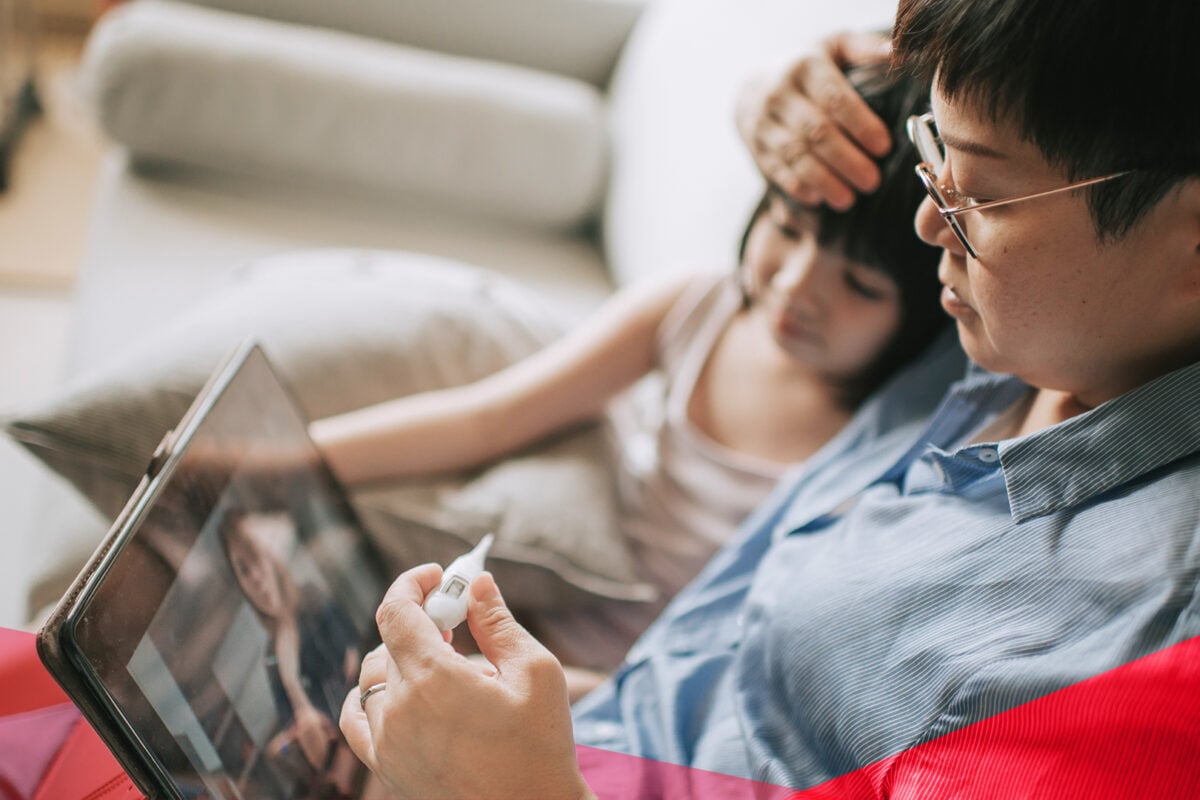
[5, 249, 654, 608]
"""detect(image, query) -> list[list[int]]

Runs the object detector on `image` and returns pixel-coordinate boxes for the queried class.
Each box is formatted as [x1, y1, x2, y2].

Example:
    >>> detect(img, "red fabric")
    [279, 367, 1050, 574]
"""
[0, 704, 81, 800]
[0, 628, 143, 800]
[32, 719, 143, 800]
[0, 628, 69, 716]
[579, 635, 1200, 799]
[793, 634, 1200, 799]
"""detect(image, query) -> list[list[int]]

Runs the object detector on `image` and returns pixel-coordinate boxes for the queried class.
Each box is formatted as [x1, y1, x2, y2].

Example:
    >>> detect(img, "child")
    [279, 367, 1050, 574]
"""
[310, 63, 945, 677]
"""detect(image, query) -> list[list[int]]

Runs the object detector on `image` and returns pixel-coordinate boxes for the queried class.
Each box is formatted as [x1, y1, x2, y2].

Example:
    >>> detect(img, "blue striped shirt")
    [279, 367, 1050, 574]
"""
[572, 353, 1200, 791]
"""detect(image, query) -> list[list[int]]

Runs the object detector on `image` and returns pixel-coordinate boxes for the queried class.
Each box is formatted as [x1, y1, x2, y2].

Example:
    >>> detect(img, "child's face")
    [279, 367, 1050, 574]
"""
[226, 513, 290, 619]
[742, 194, 902, 383]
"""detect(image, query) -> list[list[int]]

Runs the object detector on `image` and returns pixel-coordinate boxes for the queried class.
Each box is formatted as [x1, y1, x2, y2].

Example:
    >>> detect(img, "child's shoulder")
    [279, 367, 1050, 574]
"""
[660, 268, 741, 320]
[654, 270, 744, 356]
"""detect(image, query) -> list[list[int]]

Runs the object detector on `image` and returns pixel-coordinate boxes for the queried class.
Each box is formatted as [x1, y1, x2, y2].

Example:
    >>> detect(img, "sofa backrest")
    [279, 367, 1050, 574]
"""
[167, 0, 647, 88]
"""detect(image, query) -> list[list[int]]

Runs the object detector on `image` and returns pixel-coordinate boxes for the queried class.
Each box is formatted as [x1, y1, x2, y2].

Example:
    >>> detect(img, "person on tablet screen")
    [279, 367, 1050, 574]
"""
[218, 505, 361, 795]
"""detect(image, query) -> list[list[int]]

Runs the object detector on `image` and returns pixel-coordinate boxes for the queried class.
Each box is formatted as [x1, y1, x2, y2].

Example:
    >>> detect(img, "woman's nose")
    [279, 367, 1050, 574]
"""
[914, 195, 966, 255]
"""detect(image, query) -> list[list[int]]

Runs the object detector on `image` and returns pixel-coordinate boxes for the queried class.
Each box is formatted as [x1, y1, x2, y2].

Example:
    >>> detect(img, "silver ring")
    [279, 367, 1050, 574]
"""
[359, 682, 388, 711]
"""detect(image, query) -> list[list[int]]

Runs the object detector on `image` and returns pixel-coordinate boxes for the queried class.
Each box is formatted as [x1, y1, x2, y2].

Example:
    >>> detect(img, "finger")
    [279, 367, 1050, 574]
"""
[374, 564, 451, 677]
[826, 30, 892, 69]
[757, 123, 859, 208]
[376, 565, 475, 700]
[340, 687, 378, 771]
[755, 149, 820, 206]
[771, 92, 886, 197]
[358, 643, 390, 692]
[466, 572, 543, 677]
[777, 93, 885, 194]
[791, 45, 892, 159]
[346, 640, 406, 758]
[789, 154, 858, 211]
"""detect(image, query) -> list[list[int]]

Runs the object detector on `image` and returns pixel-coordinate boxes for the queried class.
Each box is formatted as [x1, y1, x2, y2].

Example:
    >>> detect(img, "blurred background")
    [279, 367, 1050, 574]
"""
[0, 0, 109, 626]
[0, 0, 897, 630]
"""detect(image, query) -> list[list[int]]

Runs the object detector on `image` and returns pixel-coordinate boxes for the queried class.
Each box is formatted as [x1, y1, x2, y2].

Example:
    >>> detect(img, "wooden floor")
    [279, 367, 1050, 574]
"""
[0, 24, 107, 291]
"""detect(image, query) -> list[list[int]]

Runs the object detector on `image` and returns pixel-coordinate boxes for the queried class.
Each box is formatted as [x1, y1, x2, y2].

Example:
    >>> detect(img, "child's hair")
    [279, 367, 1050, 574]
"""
[738, 62, 946, 405]
[216, 503, 300, 623]
[893, 0, 1200, 241]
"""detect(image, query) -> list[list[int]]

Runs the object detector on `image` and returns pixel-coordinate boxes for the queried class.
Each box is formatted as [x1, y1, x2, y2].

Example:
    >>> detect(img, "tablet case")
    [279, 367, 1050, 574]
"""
[36, 427, 184, 800]
[35, 342, 252, 800]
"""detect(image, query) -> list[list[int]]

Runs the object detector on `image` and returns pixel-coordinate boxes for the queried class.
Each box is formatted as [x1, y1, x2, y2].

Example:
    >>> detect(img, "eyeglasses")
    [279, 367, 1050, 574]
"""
[905, 112, 1132, 259]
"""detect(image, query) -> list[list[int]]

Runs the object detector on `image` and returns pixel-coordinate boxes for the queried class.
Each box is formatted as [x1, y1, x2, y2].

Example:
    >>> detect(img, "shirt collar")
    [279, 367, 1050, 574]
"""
[994, 360, 1200, 522]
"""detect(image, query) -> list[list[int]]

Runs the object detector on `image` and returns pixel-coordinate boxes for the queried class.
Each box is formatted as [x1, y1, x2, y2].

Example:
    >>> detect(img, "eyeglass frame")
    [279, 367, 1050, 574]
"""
[905, 112, 1133, 259]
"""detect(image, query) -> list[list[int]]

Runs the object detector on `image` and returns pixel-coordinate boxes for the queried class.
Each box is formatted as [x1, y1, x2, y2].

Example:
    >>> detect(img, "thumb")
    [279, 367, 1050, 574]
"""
[467, 571, 535, 671]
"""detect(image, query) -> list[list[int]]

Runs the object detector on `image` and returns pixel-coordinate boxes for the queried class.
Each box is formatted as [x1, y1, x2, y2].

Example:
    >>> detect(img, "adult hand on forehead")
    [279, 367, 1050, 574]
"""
[736, 31, 893, 210]
[341, 563, 593, 800]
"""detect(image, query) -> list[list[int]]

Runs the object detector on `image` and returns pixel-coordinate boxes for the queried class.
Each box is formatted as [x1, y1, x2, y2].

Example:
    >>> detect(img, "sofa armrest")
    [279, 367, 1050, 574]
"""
[157, 0, 647, 88]
[83, 0, 608, 230]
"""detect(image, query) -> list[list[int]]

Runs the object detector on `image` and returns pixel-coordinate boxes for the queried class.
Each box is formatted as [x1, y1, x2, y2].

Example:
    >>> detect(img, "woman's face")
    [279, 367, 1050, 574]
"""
[742, 195, 903, 384]
[914, 82, 1200, 405]
[226, 513, 291, 619]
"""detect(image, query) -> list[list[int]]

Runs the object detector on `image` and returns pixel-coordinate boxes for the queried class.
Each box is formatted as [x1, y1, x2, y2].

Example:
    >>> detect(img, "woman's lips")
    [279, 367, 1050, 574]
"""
[940, 284, 975, 318]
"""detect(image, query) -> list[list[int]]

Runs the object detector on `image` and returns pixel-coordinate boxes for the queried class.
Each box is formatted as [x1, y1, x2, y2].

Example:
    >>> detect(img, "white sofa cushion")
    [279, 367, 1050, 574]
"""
[83, 0, 608, 229]
[6, 250, 654, 610]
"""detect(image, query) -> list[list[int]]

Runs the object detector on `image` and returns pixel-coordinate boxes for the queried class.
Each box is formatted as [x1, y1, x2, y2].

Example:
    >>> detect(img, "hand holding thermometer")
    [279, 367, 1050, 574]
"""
[423, 533, 494, 631]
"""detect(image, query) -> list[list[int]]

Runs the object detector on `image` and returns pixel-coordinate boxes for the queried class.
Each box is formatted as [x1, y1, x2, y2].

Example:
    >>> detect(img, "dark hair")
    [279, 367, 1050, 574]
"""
[738, 63, 946, 406]
[893, 0, 1200, 240]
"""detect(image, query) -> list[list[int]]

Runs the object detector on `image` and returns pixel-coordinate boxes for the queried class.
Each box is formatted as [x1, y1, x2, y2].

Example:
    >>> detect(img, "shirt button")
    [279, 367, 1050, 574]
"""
[977, 447, 999, 463]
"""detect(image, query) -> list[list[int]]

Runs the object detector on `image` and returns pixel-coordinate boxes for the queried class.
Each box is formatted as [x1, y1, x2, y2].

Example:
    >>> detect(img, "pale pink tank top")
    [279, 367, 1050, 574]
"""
[615, 271, 787, 598]
[532, 272, 787, 670]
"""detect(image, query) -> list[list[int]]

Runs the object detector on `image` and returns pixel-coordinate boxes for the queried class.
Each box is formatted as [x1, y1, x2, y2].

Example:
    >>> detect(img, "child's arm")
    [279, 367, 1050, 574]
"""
[309, 271, 699, 485]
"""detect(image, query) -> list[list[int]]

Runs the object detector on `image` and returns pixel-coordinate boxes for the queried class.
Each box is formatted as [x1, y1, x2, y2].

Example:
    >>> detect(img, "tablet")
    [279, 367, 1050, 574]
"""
[38, 342, 389, 800]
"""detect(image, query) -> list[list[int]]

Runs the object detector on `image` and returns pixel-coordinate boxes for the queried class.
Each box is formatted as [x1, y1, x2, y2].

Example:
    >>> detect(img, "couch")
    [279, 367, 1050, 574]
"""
[4, 0, 898, 627]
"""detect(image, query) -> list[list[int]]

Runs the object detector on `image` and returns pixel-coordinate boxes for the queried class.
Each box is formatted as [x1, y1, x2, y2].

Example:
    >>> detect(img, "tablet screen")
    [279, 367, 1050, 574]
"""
[68, 345, 387, 800]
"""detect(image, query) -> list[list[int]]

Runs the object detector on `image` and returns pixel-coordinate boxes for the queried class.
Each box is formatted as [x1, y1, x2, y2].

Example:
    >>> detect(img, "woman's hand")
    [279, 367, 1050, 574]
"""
[735, 31, 894, 209]
[341, 564, 594, 800]
[563, 666, 608, 704]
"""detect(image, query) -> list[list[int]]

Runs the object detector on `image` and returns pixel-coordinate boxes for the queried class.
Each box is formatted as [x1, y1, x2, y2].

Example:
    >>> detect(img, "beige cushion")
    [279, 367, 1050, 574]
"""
[5, 249, 654, 608]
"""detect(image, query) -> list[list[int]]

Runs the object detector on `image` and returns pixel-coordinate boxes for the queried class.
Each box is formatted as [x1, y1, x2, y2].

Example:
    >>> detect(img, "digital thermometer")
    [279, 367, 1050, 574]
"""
[423, 533, 494, 631]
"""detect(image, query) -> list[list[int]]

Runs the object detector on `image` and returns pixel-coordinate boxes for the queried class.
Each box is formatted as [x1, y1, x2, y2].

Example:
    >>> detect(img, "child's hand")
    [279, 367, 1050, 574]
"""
[291, 703, 338, 770]
[267, 704, 337, 772]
